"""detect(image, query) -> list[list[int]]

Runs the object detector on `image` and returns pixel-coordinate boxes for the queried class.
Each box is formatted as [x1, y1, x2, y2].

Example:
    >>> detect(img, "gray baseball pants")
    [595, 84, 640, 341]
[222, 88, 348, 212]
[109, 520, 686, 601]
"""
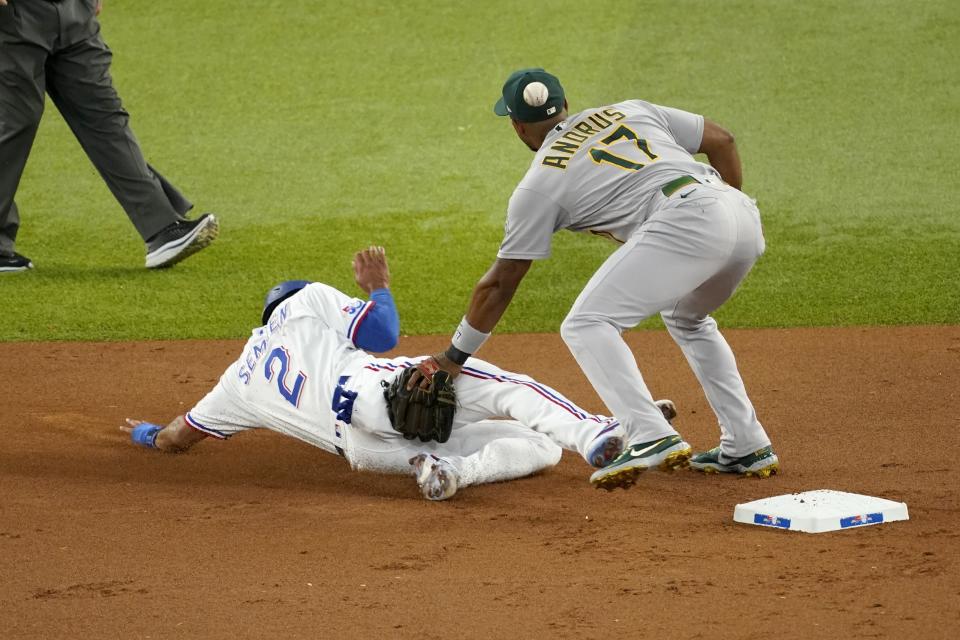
[560, 177, 772, 458]
[0, 0, 191, 255]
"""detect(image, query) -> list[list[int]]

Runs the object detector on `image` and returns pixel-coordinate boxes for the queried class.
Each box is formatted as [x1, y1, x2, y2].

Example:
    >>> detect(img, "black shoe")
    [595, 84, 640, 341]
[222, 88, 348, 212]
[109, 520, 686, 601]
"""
[0, 251, 34, 273]
[145, 213, 219, 269]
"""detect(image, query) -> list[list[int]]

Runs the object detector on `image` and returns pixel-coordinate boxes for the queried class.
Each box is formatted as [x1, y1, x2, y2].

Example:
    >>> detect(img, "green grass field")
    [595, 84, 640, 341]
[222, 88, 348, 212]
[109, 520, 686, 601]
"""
[2, 0, 957, 340]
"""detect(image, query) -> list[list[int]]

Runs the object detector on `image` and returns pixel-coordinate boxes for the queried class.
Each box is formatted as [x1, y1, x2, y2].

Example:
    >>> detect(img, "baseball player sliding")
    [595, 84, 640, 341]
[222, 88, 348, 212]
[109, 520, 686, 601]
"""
[122, 247, 674, 501]
[411, 68, 779, 491]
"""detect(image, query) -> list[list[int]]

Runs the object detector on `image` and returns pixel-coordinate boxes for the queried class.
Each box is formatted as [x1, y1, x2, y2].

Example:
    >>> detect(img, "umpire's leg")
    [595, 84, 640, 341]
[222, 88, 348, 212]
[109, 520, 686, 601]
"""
[44, 0, 191, 243]
[0, 1, 50, 254]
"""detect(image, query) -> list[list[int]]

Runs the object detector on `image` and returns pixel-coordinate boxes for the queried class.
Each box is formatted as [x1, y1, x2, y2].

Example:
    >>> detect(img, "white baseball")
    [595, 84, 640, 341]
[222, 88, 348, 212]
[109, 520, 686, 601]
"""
[522, 82, 549, 107]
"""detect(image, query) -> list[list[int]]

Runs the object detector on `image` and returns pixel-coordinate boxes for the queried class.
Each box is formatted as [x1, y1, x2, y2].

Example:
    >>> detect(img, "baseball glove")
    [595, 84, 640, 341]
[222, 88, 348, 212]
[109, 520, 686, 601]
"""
[382, 367, 457, 443]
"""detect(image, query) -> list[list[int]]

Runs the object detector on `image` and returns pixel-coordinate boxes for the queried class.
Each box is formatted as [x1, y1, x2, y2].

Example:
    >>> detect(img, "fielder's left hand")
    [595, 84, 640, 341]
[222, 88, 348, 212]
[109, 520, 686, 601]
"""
[406, 352, 462, 391]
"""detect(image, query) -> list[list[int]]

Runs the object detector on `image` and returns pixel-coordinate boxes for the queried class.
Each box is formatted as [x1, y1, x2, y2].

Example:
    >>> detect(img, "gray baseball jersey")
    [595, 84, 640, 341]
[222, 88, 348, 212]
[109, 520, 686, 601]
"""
[498, 100, 721, 259]
[491, 96, 771, 460]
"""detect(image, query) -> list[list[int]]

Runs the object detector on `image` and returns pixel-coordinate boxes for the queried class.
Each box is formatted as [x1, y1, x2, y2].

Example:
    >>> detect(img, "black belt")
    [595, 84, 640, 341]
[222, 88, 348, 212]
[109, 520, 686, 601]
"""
[661, 175, 700, 197]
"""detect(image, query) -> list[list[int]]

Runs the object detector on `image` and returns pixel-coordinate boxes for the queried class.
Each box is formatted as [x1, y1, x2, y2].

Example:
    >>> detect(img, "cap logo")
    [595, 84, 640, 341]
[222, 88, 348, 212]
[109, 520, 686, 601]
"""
[522, 81, 550, 107]
[547, 106, 557, 115]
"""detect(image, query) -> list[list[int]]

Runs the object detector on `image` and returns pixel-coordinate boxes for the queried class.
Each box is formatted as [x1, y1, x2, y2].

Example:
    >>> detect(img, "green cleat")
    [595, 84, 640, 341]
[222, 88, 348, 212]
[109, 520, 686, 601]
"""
[689, 445, 780, 478]
[589, 434, 692, 491]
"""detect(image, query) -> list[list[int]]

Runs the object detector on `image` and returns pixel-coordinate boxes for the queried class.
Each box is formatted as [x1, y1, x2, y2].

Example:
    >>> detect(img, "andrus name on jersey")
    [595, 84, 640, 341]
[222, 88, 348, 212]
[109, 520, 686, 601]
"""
[237, 304, 292, 385]
[541, 108, 625, 170]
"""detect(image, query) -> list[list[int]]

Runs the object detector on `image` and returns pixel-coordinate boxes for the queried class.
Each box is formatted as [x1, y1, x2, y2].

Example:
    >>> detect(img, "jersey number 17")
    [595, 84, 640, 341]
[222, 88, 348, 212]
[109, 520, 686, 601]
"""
[589, 125, 658, 171]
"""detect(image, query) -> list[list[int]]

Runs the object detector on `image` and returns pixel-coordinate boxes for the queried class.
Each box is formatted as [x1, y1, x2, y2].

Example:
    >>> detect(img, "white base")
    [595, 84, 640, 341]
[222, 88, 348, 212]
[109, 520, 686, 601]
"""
[734, 490, 909, 533]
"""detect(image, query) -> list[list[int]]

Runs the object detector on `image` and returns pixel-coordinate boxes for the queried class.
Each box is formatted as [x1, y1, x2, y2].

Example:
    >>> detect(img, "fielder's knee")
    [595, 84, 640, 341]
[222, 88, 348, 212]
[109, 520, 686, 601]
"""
[561, 312, 618, 349]
[559, 313, 589, 348]
[663, 312, 718, 342]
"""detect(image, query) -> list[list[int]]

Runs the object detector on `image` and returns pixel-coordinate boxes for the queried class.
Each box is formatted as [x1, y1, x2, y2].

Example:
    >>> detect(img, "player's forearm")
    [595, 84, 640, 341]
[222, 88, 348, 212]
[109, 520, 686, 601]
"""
[443, 259, 530, 366]
[465, 258, 531, 332]
[353, 288, 400, 352]
[699, 119, 743, 189]
[437, 283, 510, 369]
[466, 278, 517, 333]
[153, 415, 207, 453]
[705, 145, 742, 190]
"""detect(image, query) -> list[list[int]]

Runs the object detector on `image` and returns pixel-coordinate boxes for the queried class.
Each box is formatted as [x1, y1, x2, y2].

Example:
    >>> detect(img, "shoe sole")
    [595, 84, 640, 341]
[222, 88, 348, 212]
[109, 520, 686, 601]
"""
[588, 435, 624, 468]
[591, 445, 692, 491]
[411, 454, 459, 501]
[145, 216, 220, 269]
[0, 260, 34, 273]
[691, 460, 780, 478]
[422, 466, 458, 501]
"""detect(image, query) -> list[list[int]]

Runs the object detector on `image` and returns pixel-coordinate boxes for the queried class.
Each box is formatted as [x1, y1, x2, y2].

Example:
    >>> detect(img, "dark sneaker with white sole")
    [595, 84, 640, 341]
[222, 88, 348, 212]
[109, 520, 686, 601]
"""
[145, 213, 219, 269]
[690, 445, 780, 478]
[0, 251, 33, 273]
[589, 434, 692, 491]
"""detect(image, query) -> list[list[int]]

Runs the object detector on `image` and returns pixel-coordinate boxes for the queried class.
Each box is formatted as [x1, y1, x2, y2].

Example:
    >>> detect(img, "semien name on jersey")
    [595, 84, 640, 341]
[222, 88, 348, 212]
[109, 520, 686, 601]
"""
[237, 304, 291, 385]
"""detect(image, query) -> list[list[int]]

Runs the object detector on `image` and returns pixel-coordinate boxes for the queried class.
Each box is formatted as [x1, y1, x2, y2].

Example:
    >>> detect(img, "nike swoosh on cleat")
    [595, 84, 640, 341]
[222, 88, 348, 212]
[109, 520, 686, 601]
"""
[629, 439, 669, 457]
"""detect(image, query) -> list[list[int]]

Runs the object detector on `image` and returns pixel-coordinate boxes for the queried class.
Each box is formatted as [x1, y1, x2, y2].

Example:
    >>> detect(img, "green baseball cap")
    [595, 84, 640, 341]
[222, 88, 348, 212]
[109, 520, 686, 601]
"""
[493, 68, 565, 122]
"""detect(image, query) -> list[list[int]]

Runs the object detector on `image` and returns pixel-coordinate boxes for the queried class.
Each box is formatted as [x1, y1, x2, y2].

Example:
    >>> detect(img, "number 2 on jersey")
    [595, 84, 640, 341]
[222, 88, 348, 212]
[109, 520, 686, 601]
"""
[589, 125, 658, 171]
[264, 347, 307, 407]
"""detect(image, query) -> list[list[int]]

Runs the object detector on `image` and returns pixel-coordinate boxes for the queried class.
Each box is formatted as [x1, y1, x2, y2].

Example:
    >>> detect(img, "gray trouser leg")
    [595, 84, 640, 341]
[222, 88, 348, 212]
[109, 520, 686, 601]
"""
[45, 30, 191, 241]
[0, 39, 46, 254]
[659, 190, 771, 457]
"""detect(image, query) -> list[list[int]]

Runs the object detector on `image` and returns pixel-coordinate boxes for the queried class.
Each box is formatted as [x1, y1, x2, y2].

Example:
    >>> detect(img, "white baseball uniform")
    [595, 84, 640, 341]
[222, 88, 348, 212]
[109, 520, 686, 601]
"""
[498, 99, 771, 457]
[186, 283, 619, 488]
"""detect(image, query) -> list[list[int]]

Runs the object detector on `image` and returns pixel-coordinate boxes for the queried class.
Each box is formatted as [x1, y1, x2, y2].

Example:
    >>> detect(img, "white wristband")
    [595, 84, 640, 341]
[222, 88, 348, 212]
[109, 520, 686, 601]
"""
[451, 317, 490, 355]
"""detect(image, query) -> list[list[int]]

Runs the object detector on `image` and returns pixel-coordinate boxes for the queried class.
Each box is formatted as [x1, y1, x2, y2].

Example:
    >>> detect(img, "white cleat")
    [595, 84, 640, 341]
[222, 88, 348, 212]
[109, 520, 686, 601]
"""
[409, 454, 459, 501]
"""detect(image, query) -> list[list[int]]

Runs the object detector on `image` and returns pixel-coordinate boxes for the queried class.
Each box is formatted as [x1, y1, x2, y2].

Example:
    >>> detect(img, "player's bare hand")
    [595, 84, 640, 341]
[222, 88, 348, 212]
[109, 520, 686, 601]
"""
[406, 353, 462, 390]
[120, 418, 148, 434]
[0, 1, 9, 7]
[353, 245, 390, 294]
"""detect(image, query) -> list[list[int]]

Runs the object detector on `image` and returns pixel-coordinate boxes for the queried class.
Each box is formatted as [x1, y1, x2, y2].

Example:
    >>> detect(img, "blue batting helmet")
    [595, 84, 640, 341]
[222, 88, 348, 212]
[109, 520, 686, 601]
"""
[261, 280, 311, 324]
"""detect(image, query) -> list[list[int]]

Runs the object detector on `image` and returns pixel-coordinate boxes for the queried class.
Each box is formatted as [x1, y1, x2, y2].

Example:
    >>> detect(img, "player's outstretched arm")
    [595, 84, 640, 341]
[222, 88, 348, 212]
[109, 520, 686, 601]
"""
[464, 257, 532, 333]
[122, 415, 208, 453]
[408, 258, 532, 389]
[699, 119, 743, 190]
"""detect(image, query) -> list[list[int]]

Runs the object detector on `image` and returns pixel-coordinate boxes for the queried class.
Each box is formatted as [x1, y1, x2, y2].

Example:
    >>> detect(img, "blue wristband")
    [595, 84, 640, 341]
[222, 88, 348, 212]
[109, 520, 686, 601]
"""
[131, 423, 163, 448]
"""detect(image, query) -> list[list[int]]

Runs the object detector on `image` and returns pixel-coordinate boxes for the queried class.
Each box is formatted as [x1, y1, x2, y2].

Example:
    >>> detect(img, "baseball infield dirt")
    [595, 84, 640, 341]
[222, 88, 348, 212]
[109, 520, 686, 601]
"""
[2, 326, 958, 639]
